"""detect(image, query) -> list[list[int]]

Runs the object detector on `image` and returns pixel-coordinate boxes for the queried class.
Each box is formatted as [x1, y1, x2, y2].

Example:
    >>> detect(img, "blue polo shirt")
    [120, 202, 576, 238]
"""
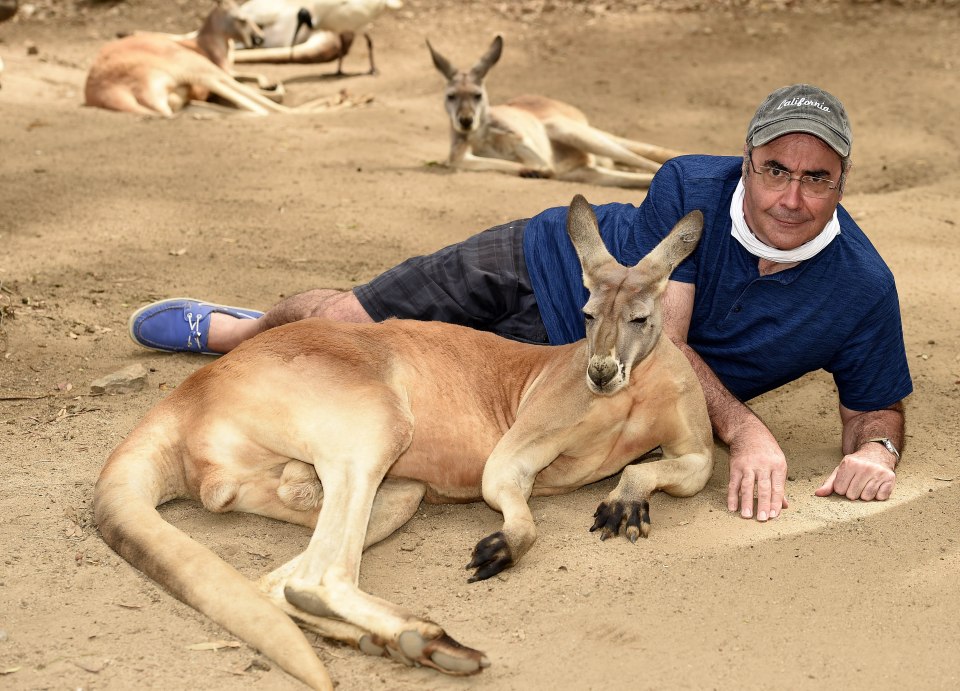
[522, 155, 912, 411]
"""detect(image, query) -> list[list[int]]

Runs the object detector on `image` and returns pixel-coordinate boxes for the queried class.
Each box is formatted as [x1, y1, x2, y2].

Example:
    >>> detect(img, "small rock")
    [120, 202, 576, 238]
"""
[90, 364, 148, 394]
[245, 657, 271, 672]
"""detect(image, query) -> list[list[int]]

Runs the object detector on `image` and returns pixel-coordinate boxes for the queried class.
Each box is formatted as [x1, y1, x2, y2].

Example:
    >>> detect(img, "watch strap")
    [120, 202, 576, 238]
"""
[866, 437, 900, 465]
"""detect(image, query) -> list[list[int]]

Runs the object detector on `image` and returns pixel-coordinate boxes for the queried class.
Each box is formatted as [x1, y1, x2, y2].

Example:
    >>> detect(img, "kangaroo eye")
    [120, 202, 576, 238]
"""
[472, 93, 482, 101]
[631, 316, 648, 325]
[582, 312, 595, 321]
[446, 93, 456, 102]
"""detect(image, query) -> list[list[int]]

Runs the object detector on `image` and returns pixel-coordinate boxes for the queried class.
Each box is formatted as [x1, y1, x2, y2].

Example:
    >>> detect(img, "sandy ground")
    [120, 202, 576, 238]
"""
[1, 1, 959, 689]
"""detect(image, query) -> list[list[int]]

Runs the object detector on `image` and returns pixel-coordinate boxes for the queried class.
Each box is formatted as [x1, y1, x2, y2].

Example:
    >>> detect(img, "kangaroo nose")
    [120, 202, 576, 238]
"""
[252, 34, 264, 47]
[588, 358, 620, 388]
[458, 115, 473, 129]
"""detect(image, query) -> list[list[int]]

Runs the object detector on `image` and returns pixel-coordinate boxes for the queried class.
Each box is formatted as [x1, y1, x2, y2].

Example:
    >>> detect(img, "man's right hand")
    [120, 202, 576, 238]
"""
[726, 419, 789, 521]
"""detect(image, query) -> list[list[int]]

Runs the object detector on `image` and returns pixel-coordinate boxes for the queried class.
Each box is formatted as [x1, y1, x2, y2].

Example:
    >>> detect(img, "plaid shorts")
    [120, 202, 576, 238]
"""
[353, 219, 549, 344]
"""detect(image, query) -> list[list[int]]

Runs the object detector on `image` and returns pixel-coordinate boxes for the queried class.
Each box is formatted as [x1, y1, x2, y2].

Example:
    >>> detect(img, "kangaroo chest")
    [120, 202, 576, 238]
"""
[532, 393, 669, 494]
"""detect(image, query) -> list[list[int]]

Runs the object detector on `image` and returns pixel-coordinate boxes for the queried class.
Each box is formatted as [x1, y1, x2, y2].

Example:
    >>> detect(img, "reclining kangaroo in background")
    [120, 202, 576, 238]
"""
[84, 0, 291, 116]
[94, 195, 713, 690]
[427, 35, 685, 188]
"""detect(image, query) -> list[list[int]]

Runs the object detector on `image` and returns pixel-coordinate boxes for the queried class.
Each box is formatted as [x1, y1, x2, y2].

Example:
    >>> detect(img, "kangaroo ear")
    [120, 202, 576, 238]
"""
[469, 35, 503, 82]
[426, 39, 458, 80]
[636, 210, 703, 294]
[567, 194, 615, 286]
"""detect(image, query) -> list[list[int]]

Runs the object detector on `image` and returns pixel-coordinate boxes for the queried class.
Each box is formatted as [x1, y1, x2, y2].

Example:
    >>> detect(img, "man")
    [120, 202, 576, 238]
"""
[130, 84, 912, 523]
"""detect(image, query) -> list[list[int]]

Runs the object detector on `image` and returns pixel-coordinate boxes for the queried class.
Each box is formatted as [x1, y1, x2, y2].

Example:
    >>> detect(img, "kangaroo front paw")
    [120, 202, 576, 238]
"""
[466, 531, 513, 582]
[518, 167, 553, 179]
[591, 499, 651, 542]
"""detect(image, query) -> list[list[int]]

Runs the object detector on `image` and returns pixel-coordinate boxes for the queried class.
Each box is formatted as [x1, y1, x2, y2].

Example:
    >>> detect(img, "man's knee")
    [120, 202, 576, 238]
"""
[304, 289, 373, 323]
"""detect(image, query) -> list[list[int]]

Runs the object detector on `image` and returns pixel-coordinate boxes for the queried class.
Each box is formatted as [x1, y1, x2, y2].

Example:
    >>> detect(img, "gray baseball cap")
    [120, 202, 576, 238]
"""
[746, 84, 852, 158]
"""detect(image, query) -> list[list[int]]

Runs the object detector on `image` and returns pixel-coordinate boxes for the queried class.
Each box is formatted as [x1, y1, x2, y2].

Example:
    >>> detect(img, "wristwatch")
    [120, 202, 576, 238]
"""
[866, 437, 901, 466]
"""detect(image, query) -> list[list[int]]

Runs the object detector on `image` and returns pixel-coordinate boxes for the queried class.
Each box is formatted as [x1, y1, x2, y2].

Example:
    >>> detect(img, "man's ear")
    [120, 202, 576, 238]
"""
[838, 160, 851, 200]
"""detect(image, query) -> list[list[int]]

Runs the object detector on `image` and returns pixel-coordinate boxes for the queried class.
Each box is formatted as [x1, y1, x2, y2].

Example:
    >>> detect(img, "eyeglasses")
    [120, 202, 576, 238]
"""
[749, 157, 838, 199]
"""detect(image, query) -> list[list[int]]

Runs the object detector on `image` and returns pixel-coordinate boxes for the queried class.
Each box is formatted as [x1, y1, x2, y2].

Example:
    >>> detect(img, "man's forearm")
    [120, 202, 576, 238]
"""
[673, 339, 763, 444]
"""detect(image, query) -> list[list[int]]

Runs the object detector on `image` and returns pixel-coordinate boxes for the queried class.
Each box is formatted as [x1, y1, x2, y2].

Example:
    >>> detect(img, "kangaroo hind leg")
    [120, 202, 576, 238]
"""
[608, 133, 685, 164]
[278, 404, 489, 675]
[544, 118, 662, 172]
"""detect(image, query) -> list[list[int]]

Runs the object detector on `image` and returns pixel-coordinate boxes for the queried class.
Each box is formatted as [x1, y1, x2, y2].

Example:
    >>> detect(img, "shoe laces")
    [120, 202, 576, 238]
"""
[186, 311, 204, 350]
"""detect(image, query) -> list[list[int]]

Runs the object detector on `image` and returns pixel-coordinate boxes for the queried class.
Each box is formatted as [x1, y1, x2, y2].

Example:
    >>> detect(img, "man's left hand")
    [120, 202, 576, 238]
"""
[815, 444, 896, 501]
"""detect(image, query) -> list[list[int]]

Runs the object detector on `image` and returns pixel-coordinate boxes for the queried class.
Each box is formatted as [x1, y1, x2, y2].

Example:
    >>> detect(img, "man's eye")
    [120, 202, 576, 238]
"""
[806, 176, 826, 184]
[768, 168, 789, 178]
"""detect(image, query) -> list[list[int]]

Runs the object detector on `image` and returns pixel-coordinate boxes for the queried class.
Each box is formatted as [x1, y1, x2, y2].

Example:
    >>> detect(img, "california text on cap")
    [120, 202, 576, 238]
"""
[746, 83, 852, 158]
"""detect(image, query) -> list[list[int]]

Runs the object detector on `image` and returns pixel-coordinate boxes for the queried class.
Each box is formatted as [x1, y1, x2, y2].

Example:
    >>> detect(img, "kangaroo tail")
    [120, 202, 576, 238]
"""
[93, 418, 333, 691]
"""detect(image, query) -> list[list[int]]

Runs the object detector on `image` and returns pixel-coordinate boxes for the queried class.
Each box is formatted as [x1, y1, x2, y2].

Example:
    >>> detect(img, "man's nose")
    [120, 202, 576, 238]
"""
[780, 178, 804, 208]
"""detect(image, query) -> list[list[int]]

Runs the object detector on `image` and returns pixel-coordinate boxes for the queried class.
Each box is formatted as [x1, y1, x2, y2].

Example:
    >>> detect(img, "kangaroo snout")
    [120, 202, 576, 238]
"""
[588, 356, 622, 392]
[458, 114, 474, 130]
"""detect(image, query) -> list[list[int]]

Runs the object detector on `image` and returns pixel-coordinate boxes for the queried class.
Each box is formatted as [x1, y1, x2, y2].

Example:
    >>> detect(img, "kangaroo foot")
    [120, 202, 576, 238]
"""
[358, 630, 490, 675]
[591, 499, 651, 542]
[284, 582, 490, 675]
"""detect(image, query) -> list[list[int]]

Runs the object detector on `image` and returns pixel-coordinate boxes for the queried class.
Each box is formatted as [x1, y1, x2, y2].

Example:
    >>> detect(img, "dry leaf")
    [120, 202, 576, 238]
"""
[116, 602, 144, 610]
[72, 657, 110, 673]
[186, 640, 242, 651]
[169, 248, 188, 256]
[1, 667, 21, 675]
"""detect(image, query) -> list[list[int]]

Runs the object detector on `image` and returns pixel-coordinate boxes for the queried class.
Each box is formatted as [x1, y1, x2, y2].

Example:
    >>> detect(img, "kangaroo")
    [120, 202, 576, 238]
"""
[427, 35, 684, 188]
[94, 194, 713, 690]
[84, 0, 292, 116]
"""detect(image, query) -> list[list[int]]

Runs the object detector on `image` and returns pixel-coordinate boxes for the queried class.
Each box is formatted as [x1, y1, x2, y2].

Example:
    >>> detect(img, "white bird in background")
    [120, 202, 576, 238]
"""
[239, 0, 403, 74]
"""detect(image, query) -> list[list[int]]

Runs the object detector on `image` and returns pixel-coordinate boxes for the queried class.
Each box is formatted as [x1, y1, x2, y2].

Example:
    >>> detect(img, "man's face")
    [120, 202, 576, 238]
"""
[742, 133, 844, 251]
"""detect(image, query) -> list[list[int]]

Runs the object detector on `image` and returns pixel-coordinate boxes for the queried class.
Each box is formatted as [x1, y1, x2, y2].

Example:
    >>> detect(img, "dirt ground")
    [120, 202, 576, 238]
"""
[1, 0, 959, 689]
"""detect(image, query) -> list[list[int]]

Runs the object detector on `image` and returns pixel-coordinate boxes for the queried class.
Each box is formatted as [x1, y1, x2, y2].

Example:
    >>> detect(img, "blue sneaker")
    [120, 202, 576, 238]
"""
[129, 297, 264, 355]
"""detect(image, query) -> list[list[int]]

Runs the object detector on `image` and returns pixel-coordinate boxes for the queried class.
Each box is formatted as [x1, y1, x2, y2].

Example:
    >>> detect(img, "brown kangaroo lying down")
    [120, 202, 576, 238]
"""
[94, 194, 713, 690]
[84, 0, 289, 116]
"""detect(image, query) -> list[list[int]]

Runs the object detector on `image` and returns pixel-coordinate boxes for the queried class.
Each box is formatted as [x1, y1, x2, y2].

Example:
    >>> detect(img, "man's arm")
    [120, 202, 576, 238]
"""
[662, 281, 788, 522]
[814, 402, 905, 501]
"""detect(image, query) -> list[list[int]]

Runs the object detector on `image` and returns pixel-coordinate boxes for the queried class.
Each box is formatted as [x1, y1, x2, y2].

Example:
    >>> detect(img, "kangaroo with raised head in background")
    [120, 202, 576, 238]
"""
[94, 194, 713, 690]
[85, 0, 291, 116]
[428, 35, 685, 188]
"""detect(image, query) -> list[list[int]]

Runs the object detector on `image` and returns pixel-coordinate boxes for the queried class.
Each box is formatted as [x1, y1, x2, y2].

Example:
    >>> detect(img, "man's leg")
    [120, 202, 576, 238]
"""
[208, 289, 371, 353]
[128, 218, 545, 355]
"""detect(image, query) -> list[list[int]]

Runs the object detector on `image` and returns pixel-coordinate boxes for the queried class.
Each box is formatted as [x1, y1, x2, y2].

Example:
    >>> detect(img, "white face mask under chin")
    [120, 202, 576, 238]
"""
[729, 178, 840, 263]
